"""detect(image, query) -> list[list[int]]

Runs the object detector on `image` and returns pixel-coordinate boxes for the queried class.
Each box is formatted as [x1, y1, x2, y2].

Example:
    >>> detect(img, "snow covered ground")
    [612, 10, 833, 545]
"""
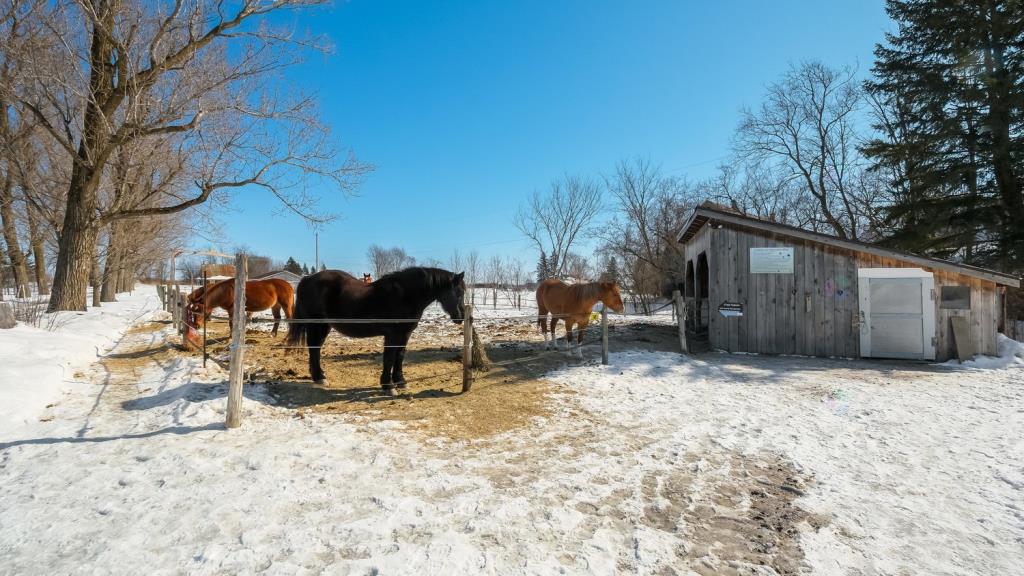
[1, 295, 1022, 574]
[0, 285, 162, 437]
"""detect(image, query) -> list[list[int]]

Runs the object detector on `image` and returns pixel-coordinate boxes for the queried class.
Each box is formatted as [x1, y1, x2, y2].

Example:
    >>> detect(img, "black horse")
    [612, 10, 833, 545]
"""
[286, 267, 465, 395]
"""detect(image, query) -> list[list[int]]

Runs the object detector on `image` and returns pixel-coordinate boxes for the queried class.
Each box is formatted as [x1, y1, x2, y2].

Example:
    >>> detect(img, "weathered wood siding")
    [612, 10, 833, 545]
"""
[687, 222, 1001, 361]
[682, 224, 713, 276]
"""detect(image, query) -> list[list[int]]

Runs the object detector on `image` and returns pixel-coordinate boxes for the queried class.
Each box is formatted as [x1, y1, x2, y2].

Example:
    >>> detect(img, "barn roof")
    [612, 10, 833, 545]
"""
[677, 203, 1021, 287]
[253, 270, 302, 282]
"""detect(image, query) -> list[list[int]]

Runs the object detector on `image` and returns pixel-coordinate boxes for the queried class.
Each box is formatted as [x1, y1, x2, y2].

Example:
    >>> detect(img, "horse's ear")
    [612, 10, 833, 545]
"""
[454, 271, 465, 283]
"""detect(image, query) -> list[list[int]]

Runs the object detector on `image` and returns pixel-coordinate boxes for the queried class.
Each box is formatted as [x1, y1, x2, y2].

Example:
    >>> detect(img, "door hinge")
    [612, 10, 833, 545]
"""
[931, 336, 937, 346]
[930, 288, 936, 301]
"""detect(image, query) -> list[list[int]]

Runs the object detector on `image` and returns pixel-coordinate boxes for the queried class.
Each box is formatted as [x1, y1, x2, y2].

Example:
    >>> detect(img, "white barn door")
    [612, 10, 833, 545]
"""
[858, 268, 936, 360]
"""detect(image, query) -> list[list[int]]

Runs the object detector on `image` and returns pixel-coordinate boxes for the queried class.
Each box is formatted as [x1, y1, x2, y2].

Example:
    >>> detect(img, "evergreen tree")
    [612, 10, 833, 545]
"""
[319, 263, 327, 272]
[866, 0, 1024, 270]
[283, 257, 302, 275]
[601, 257, 621, 284]
[536, 251, 549, 282]
[547, 251, 560, 279]
[302, 264, 309, 275]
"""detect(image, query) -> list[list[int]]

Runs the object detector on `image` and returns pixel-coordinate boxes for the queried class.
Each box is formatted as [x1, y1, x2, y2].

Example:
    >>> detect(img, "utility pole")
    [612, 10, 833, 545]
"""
[315, 231, 319, 271]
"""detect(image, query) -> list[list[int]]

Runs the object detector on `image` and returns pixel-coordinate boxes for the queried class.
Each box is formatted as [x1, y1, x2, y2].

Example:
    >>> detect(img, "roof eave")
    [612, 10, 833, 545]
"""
[679, 207, 1021, 287]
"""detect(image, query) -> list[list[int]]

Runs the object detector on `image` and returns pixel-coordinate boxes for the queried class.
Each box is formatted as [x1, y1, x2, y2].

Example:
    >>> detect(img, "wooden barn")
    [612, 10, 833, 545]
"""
[677, 203, 1021, 361]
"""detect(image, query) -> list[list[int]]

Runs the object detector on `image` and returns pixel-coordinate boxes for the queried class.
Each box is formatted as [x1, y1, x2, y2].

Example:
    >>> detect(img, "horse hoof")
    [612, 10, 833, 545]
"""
[395, 381, 407, 390]
[313, 377, 327, 385]
[383, 387, 397, 397]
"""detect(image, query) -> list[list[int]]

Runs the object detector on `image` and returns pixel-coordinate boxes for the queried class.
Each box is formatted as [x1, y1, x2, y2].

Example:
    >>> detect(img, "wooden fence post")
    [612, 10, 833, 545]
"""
[674, 290, 688, 354]
[226, 253, 248, 429]
[202, 270, 208, 368]
[175, 285, 183, 332]
[462, 304, 474, 393]
[601, 306, 609, 365]
[170, 286, 179, 331]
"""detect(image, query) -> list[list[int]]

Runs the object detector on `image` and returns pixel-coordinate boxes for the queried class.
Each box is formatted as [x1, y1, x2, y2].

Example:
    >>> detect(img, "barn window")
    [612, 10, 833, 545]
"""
[940, 286, 971, 310]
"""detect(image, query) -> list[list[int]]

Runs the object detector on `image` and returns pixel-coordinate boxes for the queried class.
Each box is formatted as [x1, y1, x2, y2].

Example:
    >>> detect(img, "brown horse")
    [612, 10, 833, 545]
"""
[187, 278, 294, 336]
[536, 279, 625, 357]
[362, 273, 373, 284]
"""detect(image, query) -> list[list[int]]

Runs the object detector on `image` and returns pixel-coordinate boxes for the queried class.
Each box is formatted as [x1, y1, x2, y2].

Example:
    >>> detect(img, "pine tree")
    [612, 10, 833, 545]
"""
[536, 251, 549, 283]
[601, 257, 621, 284]
[319, 263, 327, 272]
[865, 0, 1024, 270]
[283, 257, 302, 275]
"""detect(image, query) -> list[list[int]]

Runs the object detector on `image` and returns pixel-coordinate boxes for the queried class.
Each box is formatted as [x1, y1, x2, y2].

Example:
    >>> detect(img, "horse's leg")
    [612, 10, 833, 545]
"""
[307, 324, 331, 384]
[391, 331, 412, 390]
[270, 304, 281, 337]
[575, 318, 588, 359]
[563, 318, 573, 351]
[537, 303, 550, 349]
[380, 332, 399, 395]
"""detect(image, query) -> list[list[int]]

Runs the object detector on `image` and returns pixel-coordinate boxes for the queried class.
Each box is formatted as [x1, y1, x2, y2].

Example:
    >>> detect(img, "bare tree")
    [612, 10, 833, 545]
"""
[601, 158, 695, 297]
[448, 249, 465, 275]
[514, 174, 602, 277]
[485, 254, 503, 309]
[8, 0, 370, 311]
[465, 250, 480, 305]
[503, 257, 526, 308]
[563, 252, 591, 281]
[367, 244, 415, 278]
[735, 61, 875, 240]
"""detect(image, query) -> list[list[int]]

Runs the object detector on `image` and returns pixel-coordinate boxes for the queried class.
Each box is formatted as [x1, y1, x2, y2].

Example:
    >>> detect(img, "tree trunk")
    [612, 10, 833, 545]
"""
[48, 196, 99, 311]
[46, 1, 114, 312]
[0, 173, 31, 297]
[0, 243, 5, 301]
[27, 205, 49, 295]
[100, 222, 122, 302]
[90, 246, 102, 308]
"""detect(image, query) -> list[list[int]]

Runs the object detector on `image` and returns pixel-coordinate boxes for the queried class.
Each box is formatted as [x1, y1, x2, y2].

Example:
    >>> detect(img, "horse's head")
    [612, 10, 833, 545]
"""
[183, 301, 204, 327]
[600, 281, 625, 313]
[362, 273, 373, 284]
[437, 271, 466, 324]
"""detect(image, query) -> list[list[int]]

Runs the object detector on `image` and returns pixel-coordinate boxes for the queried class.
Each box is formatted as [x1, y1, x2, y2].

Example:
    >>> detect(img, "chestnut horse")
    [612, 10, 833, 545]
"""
[536, 279, 625, 357]
[187, 278, 294, 336]
[362, 273, 373, 284]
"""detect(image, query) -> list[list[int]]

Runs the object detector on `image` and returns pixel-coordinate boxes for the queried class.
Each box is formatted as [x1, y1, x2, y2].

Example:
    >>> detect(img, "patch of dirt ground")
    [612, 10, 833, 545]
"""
[195, 318, 681, 439]
[96, 320, 181, 384]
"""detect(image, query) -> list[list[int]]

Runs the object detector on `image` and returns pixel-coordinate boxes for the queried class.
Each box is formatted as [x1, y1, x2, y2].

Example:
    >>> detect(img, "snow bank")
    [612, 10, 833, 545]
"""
[944, 333, 1024, 369]
[0, 286, 161, 438]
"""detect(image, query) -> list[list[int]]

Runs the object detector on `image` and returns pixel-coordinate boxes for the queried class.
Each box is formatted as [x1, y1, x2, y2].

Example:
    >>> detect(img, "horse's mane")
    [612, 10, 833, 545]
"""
[564, 281, 604, 306]
[375, 267, 455, 292]
[206, 278, 233, 297]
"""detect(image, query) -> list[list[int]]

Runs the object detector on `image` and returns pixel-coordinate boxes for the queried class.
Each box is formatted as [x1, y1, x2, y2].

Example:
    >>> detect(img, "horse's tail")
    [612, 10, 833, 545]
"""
[285, 277, 312, 352]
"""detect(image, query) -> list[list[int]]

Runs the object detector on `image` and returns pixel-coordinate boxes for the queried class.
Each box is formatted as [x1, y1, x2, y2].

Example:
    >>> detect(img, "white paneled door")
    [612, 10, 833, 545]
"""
[858, 268, 936, 360]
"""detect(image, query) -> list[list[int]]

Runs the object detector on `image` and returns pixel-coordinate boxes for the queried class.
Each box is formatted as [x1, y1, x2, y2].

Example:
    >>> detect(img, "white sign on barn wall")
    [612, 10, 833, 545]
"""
[750, 247, 794, 274]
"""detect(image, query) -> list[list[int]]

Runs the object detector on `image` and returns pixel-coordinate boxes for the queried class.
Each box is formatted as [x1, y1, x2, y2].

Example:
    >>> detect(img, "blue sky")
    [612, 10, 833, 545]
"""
[214, 0, 891, 274]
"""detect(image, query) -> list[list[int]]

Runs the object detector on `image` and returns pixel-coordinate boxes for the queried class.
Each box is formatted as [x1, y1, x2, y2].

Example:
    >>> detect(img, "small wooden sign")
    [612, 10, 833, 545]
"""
[719, 301, 744, 318]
